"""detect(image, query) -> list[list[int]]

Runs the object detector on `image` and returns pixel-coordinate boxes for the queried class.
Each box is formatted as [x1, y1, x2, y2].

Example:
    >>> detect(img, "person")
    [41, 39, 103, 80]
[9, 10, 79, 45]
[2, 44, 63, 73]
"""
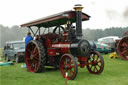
[25, 32, 33, 47]
[67, 24, 76, 41]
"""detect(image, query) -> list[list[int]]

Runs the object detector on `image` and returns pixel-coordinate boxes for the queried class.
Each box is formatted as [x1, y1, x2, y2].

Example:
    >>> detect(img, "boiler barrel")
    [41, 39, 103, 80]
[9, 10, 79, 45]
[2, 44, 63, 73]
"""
[70, 39, 91, 57]
[51, 40, 91, 57]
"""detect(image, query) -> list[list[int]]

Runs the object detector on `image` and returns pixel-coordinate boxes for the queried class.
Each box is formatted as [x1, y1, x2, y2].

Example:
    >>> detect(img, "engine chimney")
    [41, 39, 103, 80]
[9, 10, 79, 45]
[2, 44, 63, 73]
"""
[74, 4, 83, 39]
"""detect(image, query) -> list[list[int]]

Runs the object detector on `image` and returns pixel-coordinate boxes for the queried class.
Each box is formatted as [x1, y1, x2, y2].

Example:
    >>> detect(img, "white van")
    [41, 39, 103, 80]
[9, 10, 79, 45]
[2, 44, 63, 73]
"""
[98, 36, 121, 43]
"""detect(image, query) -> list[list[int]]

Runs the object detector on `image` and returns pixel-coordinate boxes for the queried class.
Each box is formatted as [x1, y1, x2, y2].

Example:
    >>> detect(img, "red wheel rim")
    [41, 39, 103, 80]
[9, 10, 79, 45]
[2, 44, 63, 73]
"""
[25, 42, 40, 72]
[87, 51, 104, 74]
[117, 36, 128, 60]
[60, 54, 78, 80]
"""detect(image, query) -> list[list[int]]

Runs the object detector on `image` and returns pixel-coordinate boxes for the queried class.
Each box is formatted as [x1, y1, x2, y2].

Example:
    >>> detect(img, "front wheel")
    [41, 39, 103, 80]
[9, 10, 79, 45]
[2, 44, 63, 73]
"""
[87, 51, 104, 74]
[60, 54, 78, 80]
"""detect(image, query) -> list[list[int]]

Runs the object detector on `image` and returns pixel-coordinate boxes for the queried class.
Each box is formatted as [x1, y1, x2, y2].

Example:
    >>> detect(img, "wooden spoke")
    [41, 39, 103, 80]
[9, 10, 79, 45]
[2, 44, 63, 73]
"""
[87, 51, 104, 74]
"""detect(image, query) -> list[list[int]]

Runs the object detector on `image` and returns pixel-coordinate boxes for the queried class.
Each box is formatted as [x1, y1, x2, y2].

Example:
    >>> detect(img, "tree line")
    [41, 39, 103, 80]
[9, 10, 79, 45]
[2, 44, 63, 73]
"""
[0, 25, 27, 48]
[0, 24, 128, 48]
[83, 27, 128, 40]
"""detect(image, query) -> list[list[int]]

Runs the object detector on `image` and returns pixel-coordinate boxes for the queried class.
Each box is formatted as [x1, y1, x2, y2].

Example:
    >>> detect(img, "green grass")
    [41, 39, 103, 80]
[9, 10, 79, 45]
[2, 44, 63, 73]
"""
[0, 54, 128, 85]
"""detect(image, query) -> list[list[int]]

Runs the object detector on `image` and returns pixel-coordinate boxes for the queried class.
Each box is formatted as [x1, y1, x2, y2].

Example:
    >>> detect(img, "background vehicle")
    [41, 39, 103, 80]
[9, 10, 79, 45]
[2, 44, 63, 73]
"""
[96, 42, 111, 54]
[115, 31, 128, 60]
[98, 36, 121, 52]
[4, 40, 25, 63]
[98, 36, 120, 43]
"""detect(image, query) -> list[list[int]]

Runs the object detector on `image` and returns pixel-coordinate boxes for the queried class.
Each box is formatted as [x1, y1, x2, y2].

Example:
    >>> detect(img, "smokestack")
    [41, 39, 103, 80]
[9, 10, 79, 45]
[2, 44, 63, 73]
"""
[74, 4, 83, 39]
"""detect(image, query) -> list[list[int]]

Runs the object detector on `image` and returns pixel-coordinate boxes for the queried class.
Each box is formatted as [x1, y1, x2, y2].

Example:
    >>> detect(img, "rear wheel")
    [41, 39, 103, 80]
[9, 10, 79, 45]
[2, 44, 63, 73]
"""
[25, 40, 46, 72]
[60, 54, 78, 80]
[87, 51, 104, 74]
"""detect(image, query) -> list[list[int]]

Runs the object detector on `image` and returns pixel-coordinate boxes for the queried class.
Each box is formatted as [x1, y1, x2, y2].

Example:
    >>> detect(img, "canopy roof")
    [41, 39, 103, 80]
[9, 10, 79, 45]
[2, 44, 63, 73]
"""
[21, 10, 90, 28]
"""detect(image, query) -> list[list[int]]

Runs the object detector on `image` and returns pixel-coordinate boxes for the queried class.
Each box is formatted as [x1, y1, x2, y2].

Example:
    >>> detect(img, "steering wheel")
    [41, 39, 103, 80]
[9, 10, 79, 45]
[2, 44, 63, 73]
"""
[53, 26, 65, 34]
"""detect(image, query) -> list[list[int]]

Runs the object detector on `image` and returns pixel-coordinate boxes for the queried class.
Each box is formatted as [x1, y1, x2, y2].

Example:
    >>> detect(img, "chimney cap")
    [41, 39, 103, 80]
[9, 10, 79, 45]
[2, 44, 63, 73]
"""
[74, 4, 82, 7]
[74, 4, 83, 11]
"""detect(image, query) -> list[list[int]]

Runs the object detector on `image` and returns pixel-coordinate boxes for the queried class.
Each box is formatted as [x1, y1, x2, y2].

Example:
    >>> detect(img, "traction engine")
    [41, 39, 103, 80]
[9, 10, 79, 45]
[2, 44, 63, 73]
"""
[21, 4, 104, 80]
[115, 31, 128, 60]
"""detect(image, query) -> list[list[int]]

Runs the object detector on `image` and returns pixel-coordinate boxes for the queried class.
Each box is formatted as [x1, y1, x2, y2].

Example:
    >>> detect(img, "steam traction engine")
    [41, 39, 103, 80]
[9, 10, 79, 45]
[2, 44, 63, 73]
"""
[21, 5, 104, 80]
[115, 31, 128, 60]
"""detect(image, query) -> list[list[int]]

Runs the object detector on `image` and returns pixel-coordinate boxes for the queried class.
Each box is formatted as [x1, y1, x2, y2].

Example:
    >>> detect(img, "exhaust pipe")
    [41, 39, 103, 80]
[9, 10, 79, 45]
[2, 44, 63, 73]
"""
[74, 4, 83, 39]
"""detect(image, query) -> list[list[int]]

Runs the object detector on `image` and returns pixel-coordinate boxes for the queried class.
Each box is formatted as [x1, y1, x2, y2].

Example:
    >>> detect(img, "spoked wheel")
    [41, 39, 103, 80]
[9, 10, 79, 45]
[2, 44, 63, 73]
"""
[60, 54, 78, 80]
[25, 40, 46, 72]
[117, 36, 128, 60]
[53, 26, 65, 34]
[87, 51, 104, 74]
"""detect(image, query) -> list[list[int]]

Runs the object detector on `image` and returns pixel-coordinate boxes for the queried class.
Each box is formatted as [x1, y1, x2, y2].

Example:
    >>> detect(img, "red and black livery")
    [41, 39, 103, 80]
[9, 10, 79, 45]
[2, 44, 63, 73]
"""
[21, 4, 104, 80]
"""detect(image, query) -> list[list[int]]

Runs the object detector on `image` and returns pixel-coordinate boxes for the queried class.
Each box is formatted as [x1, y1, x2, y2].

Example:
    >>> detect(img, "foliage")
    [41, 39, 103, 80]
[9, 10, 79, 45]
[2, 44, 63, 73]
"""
[0, 24, 128, 48]
[0, 25, 28, 48]
[83, 27, 128, 40]
[0, 54, 128, 85]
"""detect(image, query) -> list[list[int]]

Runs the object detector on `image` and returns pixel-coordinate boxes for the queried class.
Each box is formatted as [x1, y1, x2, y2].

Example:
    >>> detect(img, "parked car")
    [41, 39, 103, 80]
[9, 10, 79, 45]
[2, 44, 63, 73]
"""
[4, 41, 25, 63]
[97, 36, 121, 52]
[95, 42, 111, 54]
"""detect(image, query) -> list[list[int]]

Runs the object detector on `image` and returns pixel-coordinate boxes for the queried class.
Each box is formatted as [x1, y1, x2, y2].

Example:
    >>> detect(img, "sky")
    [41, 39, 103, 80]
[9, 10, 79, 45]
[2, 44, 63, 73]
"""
[0, 0, 128, 29]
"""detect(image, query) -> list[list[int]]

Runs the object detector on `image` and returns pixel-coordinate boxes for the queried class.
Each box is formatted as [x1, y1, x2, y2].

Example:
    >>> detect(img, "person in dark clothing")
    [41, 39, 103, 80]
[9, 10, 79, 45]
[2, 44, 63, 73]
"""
[25, 32, 33, 47]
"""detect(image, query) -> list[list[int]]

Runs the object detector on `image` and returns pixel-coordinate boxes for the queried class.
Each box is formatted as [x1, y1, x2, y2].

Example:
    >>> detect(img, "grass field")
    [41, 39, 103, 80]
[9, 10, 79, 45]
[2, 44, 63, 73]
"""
[0, 54, 128, 85]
